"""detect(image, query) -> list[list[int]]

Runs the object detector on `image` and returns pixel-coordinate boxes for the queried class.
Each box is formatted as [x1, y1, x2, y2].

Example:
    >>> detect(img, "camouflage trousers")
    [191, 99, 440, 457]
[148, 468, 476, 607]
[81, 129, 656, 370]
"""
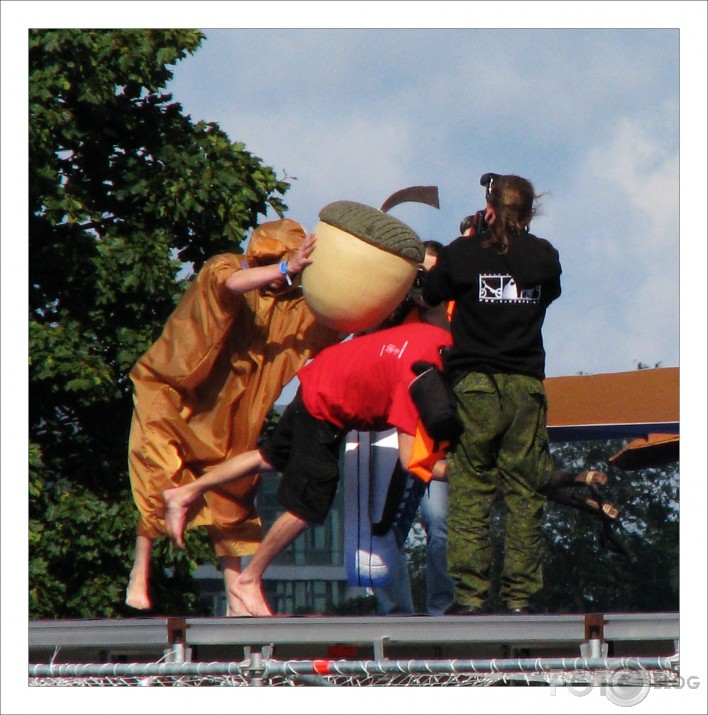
[447, 372, 554, 609]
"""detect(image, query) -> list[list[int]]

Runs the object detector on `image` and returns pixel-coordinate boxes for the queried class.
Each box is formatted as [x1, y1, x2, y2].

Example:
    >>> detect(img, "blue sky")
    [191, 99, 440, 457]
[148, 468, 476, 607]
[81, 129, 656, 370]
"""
[165, 25, 683, 381]
[3, 3, 707, 714]
[4, 5, 704, 384]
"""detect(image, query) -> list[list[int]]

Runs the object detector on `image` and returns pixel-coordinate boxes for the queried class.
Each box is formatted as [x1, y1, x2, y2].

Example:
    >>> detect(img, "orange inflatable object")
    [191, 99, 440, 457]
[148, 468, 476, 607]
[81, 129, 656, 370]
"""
[127, 219, 342, 557]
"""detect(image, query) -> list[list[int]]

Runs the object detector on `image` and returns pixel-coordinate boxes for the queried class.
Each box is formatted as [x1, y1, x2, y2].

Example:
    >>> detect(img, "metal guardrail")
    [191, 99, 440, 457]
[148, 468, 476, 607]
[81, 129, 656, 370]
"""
[29, 612, 679, 662]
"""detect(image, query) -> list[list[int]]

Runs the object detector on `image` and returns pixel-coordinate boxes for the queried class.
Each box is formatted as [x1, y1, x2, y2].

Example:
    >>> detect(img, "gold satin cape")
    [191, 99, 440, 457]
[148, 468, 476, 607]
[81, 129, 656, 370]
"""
[128, 220, 341, 557]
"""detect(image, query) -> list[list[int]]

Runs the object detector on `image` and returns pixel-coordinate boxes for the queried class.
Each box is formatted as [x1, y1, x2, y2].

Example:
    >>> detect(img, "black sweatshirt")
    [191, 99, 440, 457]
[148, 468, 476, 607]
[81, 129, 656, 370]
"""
[423, 230, 562, 383]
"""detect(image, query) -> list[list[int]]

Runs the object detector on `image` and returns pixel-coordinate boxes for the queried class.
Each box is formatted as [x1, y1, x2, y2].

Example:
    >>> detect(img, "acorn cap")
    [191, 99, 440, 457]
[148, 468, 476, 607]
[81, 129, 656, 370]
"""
[319, 200, 424, 262]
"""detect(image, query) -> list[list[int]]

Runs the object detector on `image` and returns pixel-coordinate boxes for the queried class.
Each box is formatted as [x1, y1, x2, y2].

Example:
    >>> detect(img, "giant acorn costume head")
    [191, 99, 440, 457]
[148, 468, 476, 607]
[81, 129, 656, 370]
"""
[302, 201, 425, 334]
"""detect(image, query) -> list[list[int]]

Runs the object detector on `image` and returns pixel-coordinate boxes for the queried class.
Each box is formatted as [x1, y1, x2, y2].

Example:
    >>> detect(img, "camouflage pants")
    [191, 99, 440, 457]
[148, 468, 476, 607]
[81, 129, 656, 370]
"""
[447, 372, 554, 609]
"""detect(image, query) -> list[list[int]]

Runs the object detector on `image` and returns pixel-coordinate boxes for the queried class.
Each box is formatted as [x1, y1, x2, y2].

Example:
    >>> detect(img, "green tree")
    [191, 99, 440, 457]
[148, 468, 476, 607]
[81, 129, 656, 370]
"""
[29, 29, 290, 618]
[539, 438, 679, 614]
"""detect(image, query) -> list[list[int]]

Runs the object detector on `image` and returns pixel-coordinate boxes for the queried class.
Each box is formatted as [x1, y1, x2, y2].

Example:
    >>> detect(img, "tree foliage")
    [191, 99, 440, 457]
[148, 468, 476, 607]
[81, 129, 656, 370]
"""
[539, 439, 679, 614]
[29, 29, 290, 618]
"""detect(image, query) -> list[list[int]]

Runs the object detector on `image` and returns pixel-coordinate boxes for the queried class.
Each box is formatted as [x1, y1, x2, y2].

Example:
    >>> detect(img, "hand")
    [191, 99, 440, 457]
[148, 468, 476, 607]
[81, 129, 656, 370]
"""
[431, 462, 449, 482]
[287, 233, 316, 275]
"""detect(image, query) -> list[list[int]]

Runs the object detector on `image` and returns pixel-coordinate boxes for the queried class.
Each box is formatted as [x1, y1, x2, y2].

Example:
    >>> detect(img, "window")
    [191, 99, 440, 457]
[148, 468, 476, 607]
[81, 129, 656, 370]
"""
[255, 470, 344, 567]
[267, 579, 348, 614]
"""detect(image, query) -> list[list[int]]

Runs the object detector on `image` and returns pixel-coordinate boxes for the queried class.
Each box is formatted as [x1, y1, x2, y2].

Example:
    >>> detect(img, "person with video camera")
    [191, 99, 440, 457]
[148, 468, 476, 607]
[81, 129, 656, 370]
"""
[373, 240, 456, 617]
[421, 173, 562, 615]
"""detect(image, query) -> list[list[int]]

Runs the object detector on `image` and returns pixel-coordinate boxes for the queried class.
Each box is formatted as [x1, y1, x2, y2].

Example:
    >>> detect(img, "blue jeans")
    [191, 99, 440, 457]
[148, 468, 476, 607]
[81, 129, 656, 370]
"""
[375, 479, 455, 616]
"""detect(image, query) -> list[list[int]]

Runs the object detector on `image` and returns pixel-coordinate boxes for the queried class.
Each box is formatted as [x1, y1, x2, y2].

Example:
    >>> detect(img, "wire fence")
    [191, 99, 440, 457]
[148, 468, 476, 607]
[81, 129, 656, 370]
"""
[29, 655, 680, 687]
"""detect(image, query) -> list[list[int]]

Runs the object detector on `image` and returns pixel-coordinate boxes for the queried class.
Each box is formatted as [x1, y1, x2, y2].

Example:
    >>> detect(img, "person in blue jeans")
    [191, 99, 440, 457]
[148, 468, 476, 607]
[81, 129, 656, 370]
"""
[376, 477, 455, 615]
[375, 240, 455, 616]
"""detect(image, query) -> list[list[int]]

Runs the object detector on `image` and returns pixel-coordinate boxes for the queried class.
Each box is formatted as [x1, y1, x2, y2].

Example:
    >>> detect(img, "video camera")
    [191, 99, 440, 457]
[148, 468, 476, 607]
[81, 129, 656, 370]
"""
[459, 172, 501, 236]
[412, 266, 426, 294]
[479, 172, 501, 200]
[459, 211, 486, 236]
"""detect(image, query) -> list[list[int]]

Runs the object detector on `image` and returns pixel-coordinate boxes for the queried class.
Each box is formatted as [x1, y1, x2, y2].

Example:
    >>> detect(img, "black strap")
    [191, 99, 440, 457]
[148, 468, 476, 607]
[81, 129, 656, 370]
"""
[371, 461, 411, 536]
[409, 361, 463, 450]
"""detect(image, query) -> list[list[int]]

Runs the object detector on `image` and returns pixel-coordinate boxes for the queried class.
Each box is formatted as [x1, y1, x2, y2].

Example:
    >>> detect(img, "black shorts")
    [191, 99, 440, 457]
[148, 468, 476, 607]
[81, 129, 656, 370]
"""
[260, 389, 345, 525]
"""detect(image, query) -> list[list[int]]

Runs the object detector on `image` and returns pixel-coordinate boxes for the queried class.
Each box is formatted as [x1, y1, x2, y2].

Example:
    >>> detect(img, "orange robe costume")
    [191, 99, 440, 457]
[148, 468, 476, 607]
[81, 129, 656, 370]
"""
[127, 219, 342, 558]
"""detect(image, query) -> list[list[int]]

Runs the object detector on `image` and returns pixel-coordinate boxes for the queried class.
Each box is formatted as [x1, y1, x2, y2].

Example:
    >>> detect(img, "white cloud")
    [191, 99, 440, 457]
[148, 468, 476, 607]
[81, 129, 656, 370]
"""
[543, 114, 679, 376]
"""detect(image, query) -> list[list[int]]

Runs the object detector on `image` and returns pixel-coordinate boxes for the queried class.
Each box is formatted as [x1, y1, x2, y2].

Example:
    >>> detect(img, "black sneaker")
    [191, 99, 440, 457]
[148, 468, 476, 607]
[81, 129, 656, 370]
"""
[506, 604, 534, 615]
[445, 601, 485, 616]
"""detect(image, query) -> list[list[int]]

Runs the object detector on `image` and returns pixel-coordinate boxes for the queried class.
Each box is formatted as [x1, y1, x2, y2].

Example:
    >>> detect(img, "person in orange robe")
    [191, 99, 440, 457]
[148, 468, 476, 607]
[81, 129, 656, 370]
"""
[126, 218, 343, 614]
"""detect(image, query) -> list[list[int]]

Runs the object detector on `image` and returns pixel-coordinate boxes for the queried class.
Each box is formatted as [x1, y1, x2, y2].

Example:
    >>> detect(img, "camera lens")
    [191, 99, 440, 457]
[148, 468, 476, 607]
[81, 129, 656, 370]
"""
[414, 268, 425, 290]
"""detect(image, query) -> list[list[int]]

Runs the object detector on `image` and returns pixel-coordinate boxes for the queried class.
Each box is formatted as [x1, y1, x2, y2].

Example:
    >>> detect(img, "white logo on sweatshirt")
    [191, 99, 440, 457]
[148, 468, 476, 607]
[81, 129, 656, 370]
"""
[479, 275, 541, 303]
[379, 339, 409, 359]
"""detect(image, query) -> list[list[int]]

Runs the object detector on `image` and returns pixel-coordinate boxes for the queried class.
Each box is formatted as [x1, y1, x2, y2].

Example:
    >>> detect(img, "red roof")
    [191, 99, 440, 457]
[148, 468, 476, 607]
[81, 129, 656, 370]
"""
[544, 367, 679, 442]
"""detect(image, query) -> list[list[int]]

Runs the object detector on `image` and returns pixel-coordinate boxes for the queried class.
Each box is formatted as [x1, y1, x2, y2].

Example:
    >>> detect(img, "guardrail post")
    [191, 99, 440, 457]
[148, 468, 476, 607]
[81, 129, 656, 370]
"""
[581, 613, 608, 658]
[164, 617, 191, 663]
[373, 636, 387, 661]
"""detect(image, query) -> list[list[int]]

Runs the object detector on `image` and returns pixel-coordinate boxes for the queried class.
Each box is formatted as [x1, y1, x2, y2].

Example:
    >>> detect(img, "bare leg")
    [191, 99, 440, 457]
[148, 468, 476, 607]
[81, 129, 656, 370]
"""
[231, 511, 311, 616]
[219, 555, 249, 616]
[547, 487, 620, 520]
[163, 449, 272, 548]
[126, 533, 153, 610]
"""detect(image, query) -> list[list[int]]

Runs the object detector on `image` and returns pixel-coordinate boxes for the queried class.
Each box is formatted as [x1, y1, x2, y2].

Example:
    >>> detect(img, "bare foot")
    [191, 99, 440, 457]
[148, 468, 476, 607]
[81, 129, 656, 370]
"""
[226, 593, 250, 617]
[548, 469, 607, 491]
[600, 502, 620, 519]
[224, 580, 251, 617]
[578, 470, 608, 486]
[162, 488, 189, 548]
[125, 574, 152, 610]
[584, 498, 620, 520]
[231, 577, 274, 616]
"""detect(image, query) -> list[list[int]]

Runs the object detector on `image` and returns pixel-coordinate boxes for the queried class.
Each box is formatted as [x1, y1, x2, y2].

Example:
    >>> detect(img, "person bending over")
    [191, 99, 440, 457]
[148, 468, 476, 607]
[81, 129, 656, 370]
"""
[162, 322, 452, 616]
